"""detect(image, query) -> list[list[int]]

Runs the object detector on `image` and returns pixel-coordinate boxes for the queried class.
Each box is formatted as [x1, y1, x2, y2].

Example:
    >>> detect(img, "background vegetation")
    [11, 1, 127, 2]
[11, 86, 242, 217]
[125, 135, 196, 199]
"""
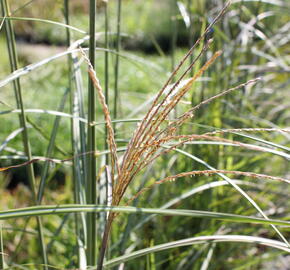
[0, 0, 289, 269]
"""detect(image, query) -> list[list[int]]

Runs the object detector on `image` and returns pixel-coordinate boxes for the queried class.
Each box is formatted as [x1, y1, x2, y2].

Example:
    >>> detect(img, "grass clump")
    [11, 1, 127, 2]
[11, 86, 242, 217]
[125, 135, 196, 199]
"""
[0, 0, 289, 269]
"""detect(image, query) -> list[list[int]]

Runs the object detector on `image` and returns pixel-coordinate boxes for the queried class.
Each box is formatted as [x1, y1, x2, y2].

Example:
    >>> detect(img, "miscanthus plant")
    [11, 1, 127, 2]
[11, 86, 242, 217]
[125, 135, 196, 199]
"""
[0, 0, 289, 269]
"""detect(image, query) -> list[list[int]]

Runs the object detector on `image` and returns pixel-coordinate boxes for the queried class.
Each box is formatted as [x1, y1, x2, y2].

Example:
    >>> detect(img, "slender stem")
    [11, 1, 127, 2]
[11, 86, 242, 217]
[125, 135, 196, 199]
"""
[187, 0, 194, 77]
[37, 89, 69, 203]
[171, 0, 178, 118]
[63, 0, 84, 268]
[26, 116, 68, 156]
[97, 216, 113, 270]
[98, 3, 110, 267]
[98, 2, 121, 267]
[0, 223, 4, 269]
[104, 2, 109, 162]
[64, 0, 71, 46]
[170, 0, 177, 73]
[86, 0, 97, 266]
[1, 1, 48, 269]
[113, 0, 122, 121]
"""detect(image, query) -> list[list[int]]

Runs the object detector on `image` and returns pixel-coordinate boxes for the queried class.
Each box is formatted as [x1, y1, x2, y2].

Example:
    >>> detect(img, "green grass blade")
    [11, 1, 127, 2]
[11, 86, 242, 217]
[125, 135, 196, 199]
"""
[170, 147, 290, 247]
[0, 109, 88, 124]
[200, 244, 215, 270]
[37, 88, 69, 203]
[71, 46, 87, 188]
[103, 235, 290, 268]
[86, 0, 97, 266]
[0, 47, 163, 90]
[10, 0, 37, 14]
[0, 223, 5, 269]
[231, 132, 290, 152]
[0, 128, 24, 153]
[133, 180, 261, 231]
[179, 141, 290, 160]
[232, 0, 284, 7]
[25, 116, 68, 156]
[98, 3, 110, 265]
[188, 123, 290, 151]
[0, 205, 289, 226]
[113, 0, 122, 121]
[1, 0, 48, 267]
[47, 214, 70, 252]
[66, 1, 87, 267]
[0, 16, 86, 33]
